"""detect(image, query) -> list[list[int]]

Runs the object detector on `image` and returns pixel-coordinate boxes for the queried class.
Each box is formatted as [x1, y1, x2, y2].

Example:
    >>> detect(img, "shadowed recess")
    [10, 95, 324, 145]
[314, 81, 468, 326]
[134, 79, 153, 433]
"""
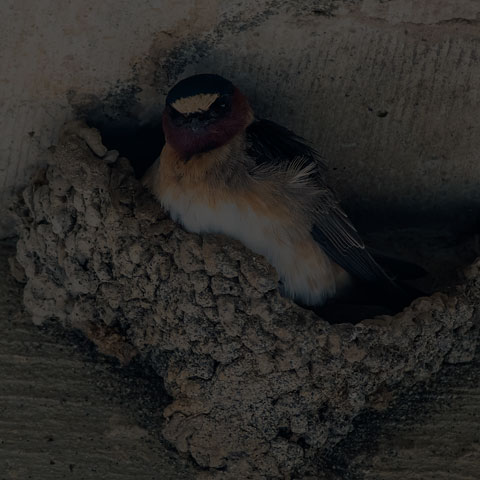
[69, 86, 164, 179]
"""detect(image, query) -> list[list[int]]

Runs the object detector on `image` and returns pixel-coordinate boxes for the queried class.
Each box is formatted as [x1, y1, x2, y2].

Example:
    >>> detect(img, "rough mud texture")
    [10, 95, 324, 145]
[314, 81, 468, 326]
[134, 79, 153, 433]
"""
[13, 129, 480, 479]
[317, 348, 480, 480]
[0, 241, 197, 480]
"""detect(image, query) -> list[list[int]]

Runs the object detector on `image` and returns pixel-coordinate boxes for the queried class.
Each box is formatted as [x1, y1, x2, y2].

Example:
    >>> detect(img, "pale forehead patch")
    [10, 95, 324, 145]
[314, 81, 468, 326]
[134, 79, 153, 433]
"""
[171, 93, 220, 114]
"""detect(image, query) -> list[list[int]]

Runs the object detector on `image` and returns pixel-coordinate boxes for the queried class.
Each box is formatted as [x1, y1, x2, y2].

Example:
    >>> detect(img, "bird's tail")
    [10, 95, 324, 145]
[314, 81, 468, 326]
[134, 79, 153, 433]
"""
[368, 248, 427, 280]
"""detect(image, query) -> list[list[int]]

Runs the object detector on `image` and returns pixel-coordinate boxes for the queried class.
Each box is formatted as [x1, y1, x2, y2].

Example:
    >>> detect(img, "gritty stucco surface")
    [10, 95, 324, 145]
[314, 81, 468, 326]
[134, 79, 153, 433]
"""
[12, 127, 480, 478]
[2, 0, 480, 237]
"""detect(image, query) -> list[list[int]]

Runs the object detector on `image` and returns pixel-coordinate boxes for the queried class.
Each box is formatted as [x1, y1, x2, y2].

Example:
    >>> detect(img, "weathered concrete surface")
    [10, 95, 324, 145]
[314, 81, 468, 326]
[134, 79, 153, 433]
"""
[361, 358, 480, 480]
[0, 240, 197, 480]
[322, 351, 480, 480]
[11, 127, 480, 478]
[2, 0, 480, 236]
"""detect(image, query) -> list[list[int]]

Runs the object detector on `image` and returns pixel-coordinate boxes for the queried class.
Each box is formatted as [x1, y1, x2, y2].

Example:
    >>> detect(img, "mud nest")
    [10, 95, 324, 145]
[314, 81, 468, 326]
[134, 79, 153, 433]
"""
[12, 125, 480, 479]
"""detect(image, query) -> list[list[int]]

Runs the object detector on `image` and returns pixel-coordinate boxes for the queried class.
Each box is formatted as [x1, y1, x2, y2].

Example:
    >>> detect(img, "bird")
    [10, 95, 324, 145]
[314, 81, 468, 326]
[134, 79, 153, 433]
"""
[143, 73, 422, 311]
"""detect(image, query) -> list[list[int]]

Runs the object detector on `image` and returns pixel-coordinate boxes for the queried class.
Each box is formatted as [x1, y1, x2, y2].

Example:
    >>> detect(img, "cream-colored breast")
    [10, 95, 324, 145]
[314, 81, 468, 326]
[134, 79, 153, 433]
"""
[160, 185, 347, 306]
[149, 144, 350, 306]
[161, 185, 281, 255]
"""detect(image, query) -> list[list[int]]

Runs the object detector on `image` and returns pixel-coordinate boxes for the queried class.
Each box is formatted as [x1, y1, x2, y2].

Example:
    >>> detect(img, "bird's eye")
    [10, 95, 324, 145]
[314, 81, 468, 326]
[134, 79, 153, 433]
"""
[211, 97, 230, 115]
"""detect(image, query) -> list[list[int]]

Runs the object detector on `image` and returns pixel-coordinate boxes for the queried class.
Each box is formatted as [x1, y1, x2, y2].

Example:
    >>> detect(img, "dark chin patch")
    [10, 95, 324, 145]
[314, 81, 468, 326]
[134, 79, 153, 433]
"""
[180, 130, 224, 158]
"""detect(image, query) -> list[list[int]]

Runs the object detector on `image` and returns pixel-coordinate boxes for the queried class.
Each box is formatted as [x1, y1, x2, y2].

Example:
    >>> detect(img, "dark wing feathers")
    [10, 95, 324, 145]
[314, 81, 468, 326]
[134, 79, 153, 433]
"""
[311, 207, 393, 284]
[246, 118, 326, 170]
[367, 248, 427, 280]
[246, 118, 392, 285]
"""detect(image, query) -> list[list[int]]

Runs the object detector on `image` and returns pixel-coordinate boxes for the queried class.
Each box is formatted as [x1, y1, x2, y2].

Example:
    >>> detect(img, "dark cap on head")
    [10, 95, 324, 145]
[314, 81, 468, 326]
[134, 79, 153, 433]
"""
[166, 74, 234, 105]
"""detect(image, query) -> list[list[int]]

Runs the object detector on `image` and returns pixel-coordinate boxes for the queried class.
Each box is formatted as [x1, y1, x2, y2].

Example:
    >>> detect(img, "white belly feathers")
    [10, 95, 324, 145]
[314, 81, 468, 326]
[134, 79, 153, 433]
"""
[160, 188, 344, 306]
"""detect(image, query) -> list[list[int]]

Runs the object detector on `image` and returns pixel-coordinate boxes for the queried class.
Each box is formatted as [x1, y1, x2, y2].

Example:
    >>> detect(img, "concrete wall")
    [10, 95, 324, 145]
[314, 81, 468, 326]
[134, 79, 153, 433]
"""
[1, 0, 479, 237]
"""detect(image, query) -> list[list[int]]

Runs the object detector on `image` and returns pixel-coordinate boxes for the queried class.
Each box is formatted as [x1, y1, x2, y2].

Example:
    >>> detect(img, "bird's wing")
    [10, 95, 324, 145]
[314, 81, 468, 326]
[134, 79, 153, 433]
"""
[246, 118, 392, 284]
[246, 118, 326, 170]
[311, 192, 393, 283]
[367, 247, 427, 280]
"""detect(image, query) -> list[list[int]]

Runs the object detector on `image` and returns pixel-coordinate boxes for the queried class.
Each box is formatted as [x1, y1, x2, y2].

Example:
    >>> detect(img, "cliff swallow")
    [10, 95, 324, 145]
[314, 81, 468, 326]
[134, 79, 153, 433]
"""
[143, 74, 415, 308]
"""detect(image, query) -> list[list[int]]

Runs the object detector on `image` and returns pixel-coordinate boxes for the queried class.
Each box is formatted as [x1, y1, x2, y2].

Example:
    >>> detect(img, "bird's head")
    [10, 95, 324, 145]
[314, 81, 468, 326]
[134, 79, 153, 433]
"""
[162, 74, 254, 157]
